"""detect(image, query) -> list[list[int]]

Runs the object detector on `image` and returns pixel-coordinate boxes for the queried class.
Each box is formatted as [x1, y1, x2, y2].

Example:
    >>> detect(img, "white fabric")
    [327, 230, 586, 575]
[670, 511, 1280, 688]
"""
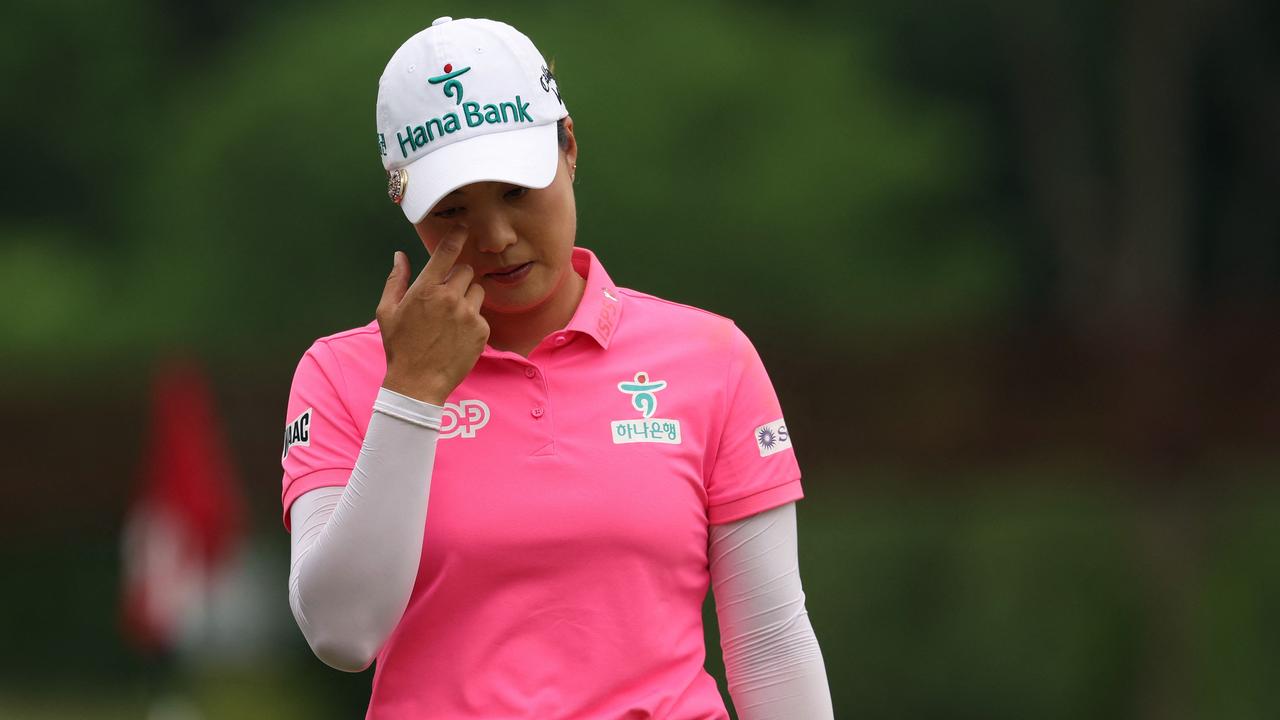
[288, 387, 443, 672]
[710, 503, 836, 720]
[288, 388, 834, 717]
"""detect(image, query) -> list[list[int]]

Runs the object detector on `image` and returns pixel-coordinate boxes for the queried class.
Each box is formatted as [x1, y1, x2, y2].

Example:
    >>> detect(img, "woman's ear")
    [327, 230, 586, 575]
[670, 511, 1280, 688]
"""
[562, 116, 578, 168]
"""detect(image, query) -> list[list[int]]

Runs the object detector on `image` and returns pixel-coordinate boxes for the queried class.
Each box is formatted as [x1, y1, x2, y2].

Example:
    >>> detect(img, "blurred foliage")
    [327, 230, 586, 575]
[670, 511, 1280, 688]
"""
[2, 0, 1021, 372]
[1192, 472, 1280, 719]
[3, 0, 1278, 718]
[7, 471, 1280, 718]
[5, 0, 1276, 371]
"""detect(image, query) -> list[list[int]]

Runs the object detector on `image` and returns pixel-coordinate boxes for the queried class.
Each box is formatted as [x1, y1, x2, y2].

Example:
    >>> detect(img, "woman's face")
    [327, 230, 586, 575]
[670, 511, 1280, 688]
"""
[412, 119, 579, 315]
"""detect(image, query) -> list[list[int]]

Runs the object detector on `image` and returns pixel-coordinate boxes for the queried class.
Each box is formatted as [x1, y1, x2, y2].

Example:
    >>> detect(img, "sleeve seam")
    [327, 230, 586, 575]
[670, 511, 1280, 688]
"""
[703, 321, 743, 488]
[721, 322, 743, 434]
[286, 465, 356, 484]
[316, 339, 361, 434]
[707, 473, 802, 509]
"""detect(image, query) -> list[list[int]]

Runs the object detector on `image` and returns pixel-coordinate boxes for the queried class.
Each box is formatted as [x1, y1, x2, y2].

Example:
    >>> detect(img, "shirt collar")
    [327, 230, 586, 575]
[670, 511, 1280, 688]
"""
[563, 246, 623, 349]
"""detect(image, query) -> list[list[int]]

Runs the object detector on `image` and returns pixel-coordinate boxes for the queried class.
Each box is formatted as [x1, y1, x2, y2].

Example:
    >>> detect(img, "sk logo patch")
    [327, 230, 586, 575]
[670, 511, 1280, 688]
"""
[754, 418, 793, 457]
[429, 64, 470, 105]
[612, 371, 681, 445]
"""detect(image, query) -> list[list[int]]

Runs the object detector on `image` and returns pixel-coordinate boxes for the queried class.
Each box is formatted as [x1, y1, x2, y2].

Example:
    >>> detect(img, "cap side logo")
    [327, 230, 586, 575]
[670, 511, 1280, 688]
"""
[539, 65, 563, 105]
[428, 64, 470, 105]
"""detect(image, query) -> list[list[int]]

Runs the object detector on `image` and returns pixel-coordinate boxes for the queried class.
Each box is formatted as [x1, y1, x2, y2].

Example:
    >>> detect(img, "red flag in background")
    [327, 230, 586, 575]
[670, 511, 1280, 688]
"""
[121, 358, 245, 655]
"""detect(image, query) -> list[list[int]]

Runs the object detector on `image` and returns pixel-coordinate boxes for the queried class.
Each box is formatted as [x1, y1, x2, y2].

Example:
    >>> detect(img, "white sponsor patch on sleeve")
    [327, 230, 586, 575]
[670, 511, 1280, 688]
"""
[283, 408, 312, 460]
[754, 417, 792, 457]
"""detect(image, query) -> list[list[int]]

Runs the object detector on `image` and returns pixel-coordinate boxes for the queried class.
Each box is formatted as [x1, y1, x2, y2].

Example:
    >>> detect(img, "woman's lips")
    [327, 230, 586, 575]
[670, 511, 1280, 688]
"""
[486, 261, 533, 285]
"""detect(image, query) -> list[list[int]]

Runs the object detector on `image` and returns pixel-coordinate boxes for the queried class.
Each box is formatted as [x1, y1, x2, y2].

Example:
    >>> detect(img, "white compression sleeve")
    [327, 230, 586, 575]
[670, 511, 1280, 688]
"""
[710, 502, 835, 720]
[288, 387, 443, 672]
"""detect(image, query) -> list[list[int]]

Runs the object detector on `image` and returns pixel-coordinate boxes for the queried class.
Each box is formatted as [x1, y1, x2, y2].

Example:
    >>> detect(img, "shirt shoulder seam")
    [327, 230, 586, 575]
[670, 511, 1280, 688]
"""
[303, 332, 368, 433]
[313, 320, 380, 346]
[615, 288, 734, 324]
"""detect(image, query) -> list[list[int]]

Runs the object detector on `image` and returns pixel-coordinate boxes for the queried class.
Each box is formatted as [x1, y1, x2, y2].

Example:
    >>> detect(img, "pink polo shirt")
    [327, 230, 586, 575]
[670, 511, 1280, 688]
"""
[280, 246, 803, 719]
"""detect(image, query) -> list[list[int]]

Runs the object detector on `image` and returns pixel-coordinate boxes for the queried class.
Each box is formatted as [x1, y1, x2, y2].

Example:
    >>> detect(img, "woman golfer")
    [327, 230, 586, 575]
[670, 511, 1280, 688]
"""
[281, 17, 834, 719]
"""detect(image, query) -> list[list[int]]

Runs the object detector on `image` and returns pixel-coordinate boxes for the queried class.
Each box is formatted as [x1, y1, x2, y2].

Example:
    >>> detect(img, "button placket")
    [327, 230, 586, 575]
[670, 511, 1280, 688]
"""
[520, 358, 555, 453]
[528, 364, 547, 419]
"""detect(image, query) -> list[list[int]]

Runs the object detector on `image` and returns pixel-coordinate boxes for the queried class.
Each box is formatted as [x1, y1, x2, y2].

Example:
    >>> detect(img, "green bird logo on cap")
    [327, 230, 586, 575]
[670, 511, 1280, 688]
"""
[428, 64, 470, 105]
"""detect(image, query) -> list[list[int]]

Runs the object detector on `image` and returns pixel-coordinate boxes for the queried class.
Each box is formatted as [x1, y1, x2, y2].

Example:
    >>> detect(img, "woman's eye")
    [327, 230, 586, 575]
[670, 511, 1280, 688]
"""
[432, 207, 461, 219]
[504, 186, 528, 200]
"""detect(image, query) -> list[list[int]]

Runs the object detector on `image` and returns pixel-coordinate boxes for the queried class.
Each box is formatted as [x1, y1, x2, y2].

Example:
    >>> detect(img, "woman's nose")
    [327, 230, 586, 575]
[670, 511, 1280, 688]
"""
[469, 212, 518, 254]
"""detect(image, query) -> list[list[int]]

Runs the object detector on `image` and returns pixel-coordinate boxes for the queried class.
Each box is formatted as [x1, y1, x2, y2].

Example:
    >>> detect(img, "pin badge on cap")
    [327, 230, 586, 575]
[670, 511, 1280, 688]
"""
[387, 168, 408, 204]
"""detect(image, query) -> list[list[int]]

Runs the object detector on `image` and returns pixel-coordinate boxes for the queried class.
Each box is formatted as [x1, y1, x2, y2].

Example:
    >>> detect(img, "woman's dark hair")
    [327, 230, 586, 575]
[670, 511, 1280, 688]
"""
[556, 117, 569, 151]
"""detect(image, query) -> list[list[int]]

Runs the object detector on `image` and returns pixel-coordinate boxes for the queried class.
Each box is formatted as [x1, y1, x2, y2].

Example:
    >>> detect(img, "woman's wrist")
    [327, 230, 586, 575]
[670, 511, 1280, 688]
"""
[380, 375, 450, 406]
[374, 386, 446, 429]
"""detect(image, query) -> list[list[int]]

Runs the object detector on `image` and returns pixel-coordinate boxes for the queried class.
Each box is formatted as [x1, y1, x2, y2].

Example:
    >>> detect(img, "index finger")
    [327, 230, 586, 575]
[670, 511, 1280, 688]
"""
[416, 223, 469, 286]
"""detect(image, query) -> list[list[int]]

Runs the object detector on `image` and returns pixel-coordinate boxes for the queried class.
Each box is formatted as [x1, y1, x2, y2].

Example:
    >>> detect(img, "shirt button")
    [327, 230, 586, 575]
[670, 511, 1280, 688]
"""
[524, 366, 537, 378]
[553, 335, 567, 346]
[531, 407, 545, 418]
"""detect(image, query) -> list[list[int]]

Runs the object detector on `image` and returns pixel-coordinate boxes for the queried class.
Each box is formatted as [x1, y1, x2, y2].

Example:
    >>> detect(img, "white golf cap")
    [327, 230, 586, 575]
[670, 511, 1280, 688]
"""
[376, 17, 568, 224]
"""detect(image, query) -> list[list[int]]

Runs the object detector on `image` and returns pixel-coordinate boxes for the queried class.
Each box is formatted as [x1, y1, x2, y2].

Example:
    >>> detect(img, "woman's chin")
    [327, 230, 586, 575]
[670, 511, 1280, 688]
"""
[481, 287, 553, 315]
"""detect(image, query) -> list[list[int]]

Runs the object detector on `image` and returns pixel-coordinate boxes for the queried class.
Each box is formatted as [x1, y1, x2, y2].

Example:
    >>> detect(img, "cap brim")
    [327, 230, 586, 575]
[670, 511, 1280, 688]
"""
[396, 122, 559, 224]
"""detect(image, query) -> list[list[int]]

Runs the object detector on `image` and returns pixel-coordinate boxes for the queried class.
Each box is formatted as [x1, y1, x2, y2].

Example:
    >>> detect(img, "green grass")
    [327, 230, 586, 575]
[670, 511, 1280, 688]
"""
[5, 461, 1280, 719]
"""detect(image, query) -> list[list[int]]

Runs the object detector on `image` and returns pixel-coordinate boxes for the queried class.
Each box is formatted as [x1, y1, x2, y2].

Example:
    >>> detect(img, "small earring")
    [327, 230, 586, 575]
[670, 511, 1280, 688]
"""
[571, 162, 577, 182]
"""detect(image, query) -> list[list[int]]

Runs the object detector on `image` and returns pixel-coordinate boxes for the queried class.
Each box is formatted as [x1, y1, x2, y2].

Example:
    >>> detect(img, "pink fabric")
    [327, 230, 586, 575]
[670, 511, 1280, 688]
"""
[280, 246, 803, 719]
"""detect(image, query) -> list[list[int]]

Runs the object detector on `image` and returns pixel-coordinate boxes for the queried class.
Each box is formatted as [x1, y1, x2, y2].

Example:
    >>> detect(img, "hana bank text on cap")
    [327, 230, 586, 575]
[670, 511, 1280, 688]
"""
[376, 17, 568, 224]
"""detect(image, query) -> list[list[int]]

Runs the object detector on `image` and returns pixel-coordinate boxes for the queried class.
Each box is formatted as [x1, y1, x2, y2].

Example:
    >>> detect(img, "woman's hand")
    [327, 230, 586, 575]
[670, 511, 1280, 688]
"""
[377, 224, 489, 405]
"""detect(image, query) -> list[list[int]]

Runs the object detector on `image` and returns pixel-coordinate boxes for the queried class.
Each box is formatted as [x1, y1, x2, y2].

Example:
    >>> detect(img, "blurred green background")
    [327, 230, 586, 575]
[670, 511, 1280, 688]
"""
[3, 0, 1278, 718]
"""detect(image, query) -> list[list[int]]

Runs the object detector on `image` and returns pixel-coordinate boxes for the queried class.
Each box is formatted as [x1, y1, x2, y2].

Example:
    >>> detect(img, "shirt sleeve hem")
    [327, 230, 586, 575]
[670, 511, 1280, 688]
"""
[281, 467, 354, 532]
[708, 476, 804, 525]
